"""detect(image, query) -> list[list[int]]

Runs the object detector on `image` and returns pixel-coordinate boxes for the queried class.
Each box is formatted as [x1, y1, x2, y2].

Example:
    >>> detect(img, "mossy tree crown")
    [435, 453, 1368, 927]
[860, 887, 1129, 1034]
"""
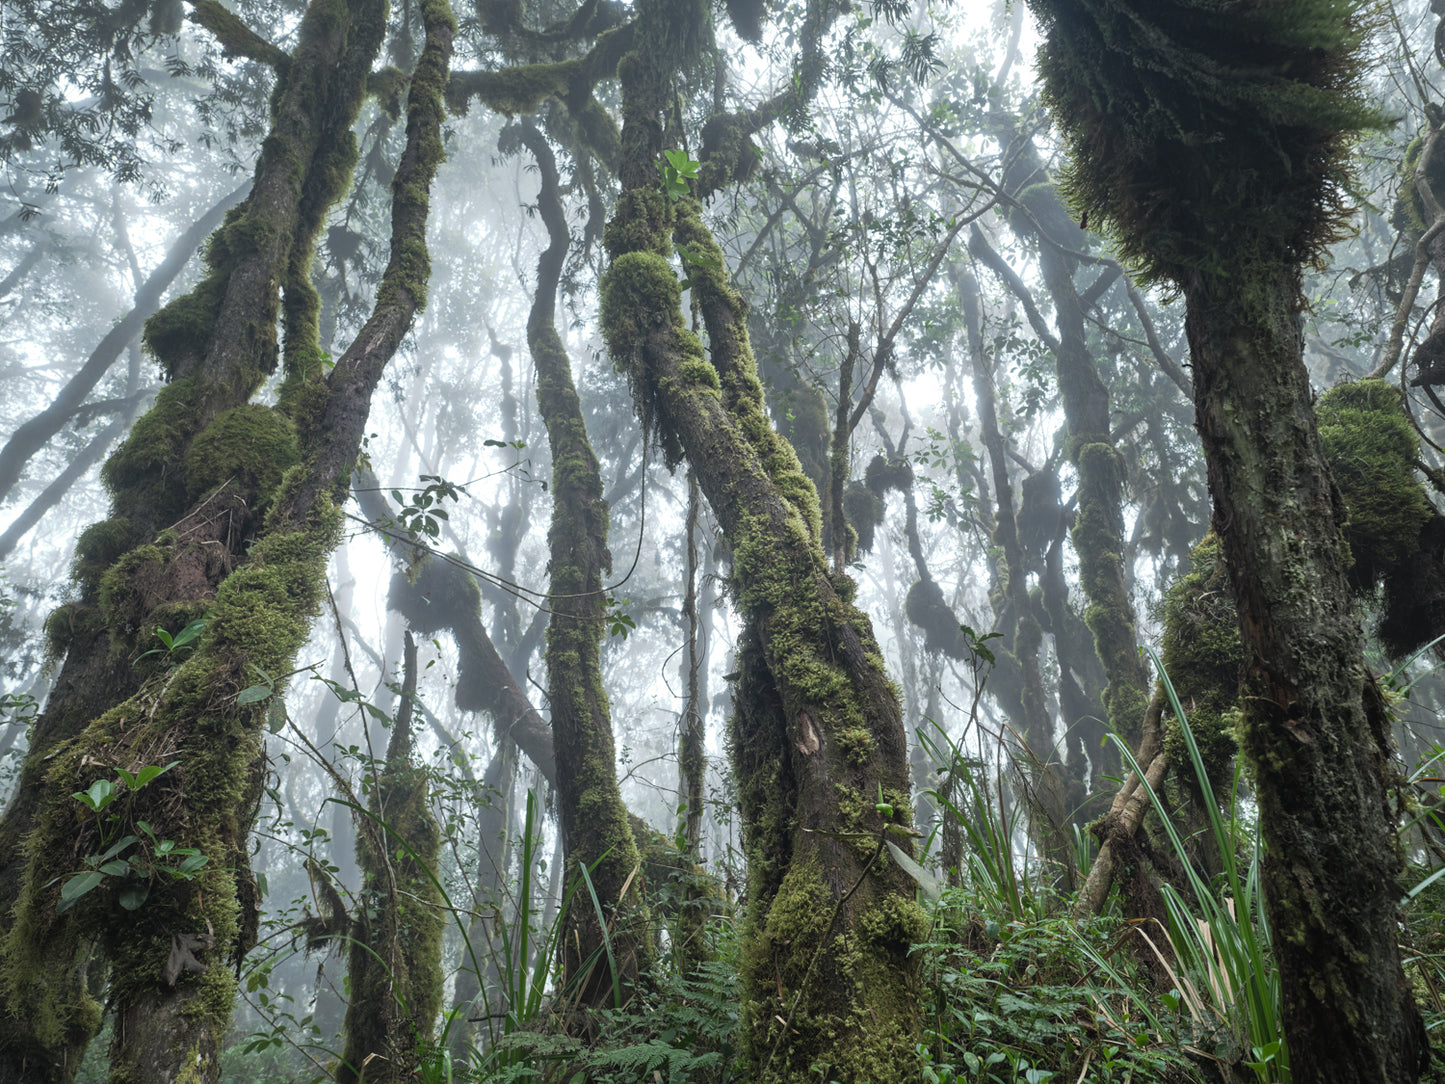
[1027, 0, 1384, 296]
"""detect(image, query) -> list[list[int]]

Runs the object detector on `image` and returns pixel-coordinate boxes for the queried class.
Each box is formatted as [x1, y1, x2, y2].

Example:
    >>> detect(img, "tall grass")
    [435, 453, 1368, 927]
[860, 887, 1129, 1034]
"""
[918, 720, 1041, 922]
[1099, 648, 1285, 1082]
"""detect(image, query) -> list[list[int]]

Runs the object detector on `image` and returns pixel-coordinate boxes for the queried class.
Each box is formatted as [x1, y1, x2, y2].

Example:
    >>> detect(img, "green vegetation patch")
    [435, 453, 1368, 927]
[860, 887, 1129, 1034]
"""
[1316, 379, 1434, 589]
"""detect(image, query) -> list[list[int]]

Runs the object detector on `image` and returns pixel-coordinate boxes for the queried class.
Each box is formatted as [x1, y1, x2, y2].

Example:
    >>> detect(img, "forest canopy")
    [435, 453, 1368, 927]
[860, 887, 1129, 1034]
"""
[2, 1, 1445, 1082]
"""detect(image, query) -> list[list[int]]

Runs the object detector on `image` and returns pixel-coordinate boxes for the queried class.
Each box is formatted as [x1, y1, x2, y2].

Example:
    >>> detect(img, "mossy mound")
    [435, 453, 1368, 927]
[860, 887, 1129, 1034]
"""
[1030, 0, 1381, 296]
[864, 453, 912, 497]
[387, 559, 481, 637]
[71, 518, 139, 594]
[184, 404, 300, 509]
[1316, 380, 1435, 590]
[905, 577, 967, 660]
[843, 481, 885, 554]
[100, 378, 202, 520]
[1018, 469, 1062, 557]
[1158, 532, 1243, 779]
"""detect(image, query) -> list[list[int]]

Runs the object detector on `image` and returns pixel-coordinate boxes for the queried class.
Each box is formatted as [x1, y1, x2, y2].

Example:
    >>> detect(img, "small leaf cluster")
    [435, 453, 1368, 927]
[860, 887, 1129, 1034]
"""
[658, 148, 700, 202]
[391, 474, 467, 541]
[54, 761, 209, 913]
[136, 616, 207, 664]
[606, 596, 637, 640]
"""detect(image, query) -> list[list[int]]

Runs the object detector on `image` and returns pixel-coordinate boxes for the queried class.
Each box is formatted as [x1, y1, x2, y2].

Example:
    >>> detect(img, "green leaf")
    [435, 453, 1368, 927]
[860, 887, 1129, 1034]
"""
[885, 838, 942, 904]
[74, 778, 114, 812]
[170, 617, 206, 650]
[176, 854, 209, 876]
[117, 883, 149, 910]
[133, 761, 179, 789]
[237, 684, 272, 706]
[267, 698, 288, 734]
[96, 835, 138, 863]
[60, 871, 104, 901]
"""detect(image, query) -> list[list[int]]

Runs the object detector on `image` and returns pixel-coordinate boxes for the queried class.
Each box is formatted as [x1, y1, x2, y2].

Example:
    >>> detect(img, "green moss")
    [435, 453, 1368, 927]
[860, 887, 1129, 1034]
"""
[97, 544, 169, 642]
[676, 357, 720, 390]
[836, 726, 876, 767]
[43, 602, 105, 659]
[1316, 379, 1434, 589]
[843, 481, 885, 554]
[1158, 532, 1244, 778]
[445, 60, 574, 116]
[71, 518, 138, 593]
[600, 250, 682, 361]
[144, 276, 228, 381]
[366, 65, 408, 119]
[183, 404, 300, 509]
[101, 378, 202, 518]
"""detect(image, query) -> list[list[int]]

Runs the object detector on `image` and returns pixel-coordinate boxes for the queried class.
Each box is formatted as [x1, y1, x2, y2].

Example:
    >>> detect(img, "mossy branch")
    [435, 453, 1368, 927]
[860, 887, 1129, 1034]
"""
[1371, 122, 1445, 380]
[187, 0, 289, 69]
[445, 22, 633, 117]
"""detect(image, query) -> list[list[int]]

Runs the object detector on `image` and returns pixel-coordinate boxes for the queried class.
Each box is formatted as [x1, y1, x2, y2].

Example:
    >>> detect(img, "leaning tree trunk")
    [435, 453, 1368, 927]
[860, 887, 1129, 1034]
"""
[600, 19, 923, 1079]
[1028, 1, 1426, 1079]
[0, 0, 452, 1078]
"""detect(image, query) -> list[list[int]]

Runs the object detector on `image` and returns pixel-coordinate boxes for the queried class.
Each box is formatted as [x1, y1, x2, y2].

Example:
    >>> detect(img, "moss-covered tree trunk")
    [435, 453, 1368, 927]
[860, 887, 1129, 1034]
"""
[1029, 2, 1426, 1078]
[338, 632, 445, 1084]
[521, 122, 649, 1009]
[600, 13, 924, 1078]
[0, 0, 452, 1077]
[1184, 279, 1425, 1079]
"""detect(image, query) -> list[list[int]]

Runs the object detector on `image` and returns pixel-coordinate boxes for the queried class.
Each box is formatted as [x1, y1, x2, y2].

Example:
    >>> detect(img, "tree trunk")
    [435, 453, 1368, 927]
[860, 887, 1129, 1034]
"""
[522, 121, 649, 1010]
[338, 632, 445, 1084]
[602, 28, 923, 1074]
[0, 0, 452, 1076]
[1185, 275, 1426, 1081]
[1027, 1, 1430, 1075]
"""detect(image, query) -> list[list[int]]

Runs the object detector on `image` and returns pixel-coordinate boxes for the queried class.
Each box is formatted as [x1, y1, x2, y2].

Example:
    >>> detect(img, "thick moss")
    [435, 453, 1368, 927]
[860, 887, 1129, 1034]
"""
[600, 250, 682, 360]
[1158, 532, 1243, 779]
[144, 275, 228, 379]
[184, 404, 300, 508]
[100, 378, 203, 519]
[843, 481, 884, 554]
[1316, 379, 1434, 589]
[71, 518, 138, 594]
[1029, 0, 1382, 298]
[905, 577, 969, 660]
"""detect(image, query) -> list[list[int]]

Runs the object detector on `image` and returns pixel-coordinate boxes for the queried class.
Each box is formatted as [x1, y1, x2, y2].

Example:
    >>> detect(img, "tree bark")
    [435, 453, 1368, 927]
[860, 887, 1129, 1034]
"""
[0, 0, 451, 1077]
[337, 632, 445, 1084]
[1027, 2, 1429, 1075]
[522, 120, 649, 1009]
[601, 24, 923, 1073]
[1185, 276, 1426, 1081]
